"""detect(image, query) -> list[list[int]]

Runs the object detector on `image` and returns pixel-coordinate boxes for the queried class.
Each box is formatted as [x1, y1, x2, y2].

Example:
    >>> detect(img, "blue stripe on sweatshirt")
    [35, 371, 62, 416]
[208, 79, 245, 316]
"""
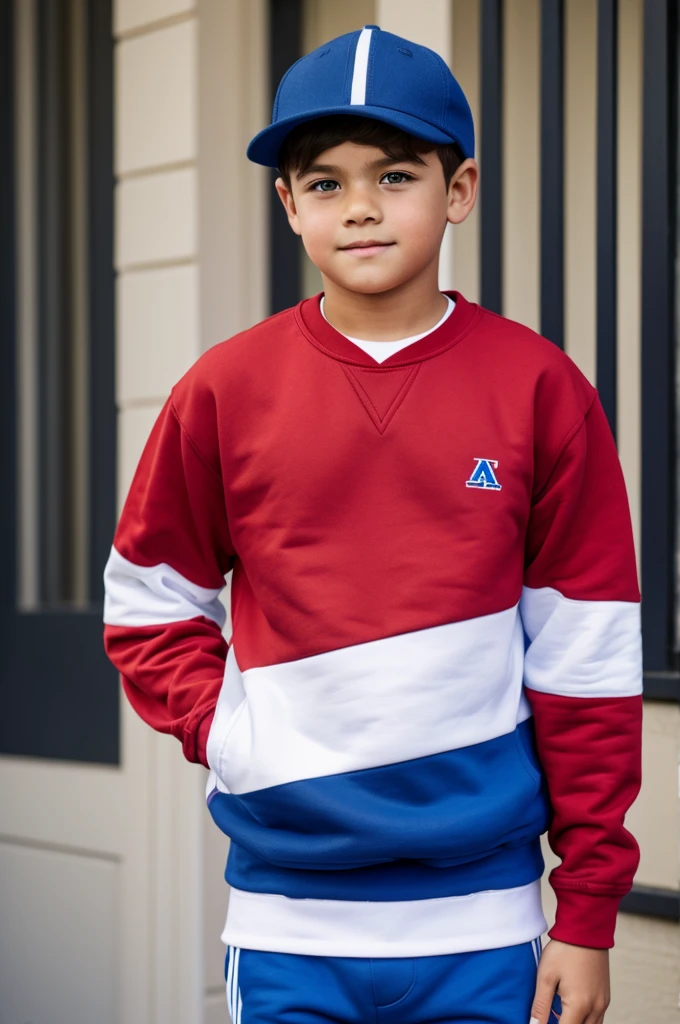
[207, 718, 550, 898]
[224, 835, 545, 901]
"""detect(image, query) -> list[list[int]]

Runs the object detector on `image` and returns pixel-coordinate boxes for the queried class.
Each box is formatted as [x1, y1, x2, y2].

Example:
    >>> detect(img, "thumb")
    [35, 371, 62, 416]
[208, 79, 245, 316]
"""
[530, 964, 559, 1024]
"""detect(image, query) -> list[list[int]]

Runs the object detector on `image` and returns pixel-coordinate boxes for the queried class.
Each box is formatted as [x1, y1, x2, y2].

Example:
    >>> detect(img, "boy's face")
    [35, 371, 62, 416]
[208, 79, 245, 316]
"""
[275, 141, 478, 296]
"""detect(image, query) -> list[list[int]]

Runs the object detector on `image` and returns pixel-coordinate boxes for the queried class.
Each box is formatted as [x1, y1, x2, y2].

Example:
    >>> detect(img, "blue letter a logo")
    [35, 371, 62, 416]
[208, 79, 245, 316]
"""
[466, 458, 502, 491]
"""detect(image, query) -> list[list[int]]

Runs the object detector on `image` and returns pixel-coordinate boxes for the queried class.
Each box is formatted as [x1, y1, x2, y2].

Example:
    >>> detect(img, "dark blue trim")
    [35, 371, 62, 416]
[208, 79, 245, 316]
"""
[480, 0, 503, 314]
[0, 609, 119, 763]
[641, 0, 677, 675]
[268, 0, 302, 314]
[620, 884, 680, 921]
[87, 0, 117, 604]
[596, 0, 618, 439]
[540, 0, 565, 349]
[643, 672, 680, 703]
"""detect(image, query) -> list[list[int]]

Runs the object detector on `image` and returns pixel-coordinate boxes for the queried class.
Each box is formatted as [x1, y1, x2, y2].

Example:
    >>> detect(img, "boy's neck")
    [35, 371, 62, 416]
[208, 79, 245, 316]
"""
[320, 270, 450, 342]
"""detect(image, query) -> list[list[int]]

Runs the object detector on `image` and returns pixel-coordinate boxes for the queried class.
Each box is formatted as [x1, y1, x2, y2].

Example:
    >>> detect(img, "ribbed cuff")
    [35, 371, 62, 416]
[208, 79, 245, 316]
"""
[549, 887, 622, 949]
[185, 707, 216, 769]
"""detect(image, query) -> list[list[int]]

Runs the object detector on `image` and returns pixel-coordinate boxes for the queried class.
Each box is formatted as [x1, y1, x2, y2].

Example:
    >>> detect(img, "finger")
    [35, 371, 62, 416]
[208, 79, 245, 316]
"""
[529, 974, 559, 1024]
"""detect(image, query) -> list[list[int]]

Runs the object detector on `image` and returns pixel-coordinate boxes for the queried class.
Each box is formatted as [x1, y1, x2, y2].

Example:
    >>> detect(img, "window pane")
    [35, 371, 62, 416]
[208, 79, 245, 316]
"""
[14, 0, 39, 610]
[15, 0, 91, 609]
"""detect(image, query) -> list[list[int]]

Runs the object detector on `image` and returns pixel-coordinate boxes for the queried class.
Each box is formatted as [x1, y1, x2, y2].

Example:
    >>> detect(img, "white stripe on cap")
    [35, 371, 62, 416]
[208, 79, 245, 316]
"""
[350, 27, 373, 105]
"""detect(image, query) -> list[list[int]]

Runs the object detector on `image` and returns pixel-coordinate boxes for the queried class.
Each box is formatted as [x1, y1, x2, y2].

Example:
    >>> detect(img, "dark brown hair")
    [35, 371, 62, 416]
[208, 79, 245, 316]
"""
[277, 114, 464, 189]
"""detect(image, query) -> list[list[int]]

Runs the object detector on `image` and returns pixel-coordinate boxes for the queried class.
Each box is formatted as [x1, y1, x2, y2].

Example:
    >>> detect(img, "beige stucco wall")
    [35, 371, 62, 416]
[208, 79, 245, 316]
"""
[502, 0, 540, 332]
[451, 0, 481, 302]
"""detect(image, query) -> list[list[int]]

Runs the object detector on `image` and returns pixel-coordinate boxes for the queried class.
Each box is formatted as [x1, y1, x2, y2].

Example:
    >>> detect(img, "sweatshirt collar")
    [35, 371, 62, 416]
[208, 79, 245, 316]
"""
[294, 290, 482, 367]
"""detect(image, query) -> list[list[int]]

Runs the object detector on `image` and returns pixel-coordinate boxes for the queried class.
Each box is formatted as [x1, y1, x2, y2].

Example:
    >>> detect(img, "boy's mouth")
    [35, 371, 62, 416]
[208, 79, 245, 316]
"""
[338, 240, 395, 256]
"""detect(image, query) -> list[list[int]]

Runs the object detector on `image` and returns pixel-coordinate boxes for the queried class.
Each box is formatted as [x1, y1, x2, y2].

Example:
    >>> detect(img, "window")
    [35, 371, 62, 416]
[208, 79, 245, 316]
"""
[0, 0, 118, 763]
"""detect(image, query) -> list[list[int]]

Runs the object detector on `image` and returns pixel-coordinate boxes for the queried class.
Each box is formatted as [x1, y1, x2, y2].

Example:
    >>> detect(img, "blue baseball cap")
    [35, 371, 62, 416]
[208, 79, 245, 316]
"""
[247, 24, 475, 168]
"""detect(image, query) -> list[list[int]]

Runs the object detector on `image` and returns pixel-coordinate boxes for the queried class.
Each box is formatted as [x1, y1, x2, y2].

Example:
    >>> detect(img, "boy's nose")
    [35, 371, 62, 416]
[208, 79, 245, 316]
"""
[342, 194, 382, 225]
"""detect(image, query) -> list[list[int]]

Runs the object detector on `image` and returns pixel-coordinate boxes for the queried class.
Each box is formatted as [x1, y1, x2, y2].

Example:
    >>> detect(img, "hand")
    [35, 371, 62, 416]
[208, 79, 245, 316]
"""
[530, 938, 610, 1024]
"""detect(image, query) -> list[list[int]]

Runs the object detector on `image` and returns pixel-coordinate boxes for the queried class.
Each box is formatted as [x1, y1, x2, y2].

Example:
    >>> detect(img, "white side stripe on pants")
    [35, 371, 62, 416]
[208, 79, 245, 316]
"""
[226, 946, 243, 1023]
[226, 946, 233, 1017]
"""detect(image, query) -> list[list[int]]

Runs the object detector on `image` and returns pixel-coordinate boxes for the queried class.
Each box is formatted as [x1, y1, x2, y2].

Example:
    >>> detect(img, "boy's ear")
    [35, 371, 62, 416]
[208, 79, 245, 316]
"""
[274, 177, 302, 236]
[446, 158, 479, 226]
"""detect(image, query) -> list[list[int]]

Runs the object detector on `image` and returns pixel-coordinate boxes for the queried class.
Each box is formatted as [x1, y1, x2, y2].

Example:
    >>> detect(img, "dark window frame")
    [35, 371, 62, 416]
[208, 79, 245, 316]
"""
[540, 0, 566, 350]
[0, 0, 119, 764]
[268, 0, 303, 314]
[596, 0, 618, 439]
[640, 0, 680, 703]
[480, 0, 504, 315]
[619, 884, 680, 921]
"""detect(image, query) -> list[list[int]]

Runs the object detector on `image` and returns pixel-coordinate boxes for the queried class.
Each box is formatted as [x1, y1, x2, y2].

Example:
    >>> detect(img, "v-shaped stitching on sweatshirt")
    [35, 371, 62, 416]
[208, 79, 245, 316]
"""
[341, 363, 421, 434]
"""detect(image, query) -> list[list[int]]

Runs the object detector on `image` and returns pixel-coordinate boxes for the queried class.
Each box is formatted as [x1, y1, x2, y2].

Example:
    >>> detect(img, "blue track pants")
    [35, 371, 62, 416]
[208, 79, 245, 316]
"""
[225, 940, 563, 1023]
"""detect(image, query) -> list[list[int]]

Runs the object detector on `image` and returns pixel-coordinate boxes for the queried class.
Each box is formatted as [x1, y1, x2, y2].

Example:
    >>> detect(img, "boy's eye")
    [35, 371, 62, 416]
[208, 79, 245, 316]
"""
[311, 179, 339, 192]
[381, 171, 412, 185]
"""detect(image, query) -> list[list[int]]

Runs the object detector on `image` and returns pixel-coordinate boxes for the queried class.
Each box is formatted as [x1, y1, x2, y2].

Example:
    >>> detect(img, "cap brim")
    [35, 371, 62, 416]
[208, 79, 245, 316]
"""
[246, 105, 464, 168]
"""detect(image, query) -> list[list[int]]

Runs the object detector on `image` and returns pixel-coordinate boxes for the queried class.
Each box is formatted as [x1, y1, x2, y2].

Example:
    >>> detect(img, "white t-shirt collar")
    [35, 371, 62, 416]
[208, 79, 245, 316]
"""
[319, 294, 456, 364]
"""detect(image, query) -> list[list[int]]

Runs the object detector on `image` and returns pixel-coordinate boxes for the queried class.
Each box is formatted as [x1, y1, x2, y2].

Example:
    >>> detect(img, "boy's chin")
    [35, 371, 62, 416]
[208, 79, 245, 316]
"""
[320, 272, 412, 297]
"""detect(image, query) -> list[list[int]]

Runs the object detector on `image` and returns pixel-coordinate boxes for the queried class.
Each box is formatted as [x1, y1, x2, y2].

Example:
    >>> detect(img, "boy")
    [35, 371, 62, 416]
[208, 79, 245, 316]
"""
[103, 25, 643, 1024]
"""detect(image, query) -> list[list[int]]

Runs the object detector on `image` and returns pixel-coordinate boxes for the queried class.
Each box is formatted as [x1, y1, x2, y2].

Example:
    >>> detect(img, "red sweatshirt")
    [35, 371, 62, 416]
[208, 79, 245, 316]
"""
[104, 291, 642, 958]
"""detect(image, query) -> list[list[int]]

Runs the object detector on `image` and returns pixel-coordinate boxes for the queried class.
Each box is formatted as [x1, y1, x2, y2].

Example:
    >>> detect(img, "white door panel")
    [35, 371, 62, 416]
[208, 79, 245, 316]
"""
[0, 702, 208, 1024]
[0, 841, 119, 1024]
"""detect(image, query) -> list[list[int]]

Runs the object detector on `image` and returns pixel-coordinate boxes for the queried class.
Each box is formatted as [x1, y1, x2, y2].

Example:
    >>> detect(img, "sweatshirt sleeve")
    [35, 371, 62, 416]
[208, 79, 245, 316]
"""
[520, 391, 643, 949]
[103, 394, 234, 767]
